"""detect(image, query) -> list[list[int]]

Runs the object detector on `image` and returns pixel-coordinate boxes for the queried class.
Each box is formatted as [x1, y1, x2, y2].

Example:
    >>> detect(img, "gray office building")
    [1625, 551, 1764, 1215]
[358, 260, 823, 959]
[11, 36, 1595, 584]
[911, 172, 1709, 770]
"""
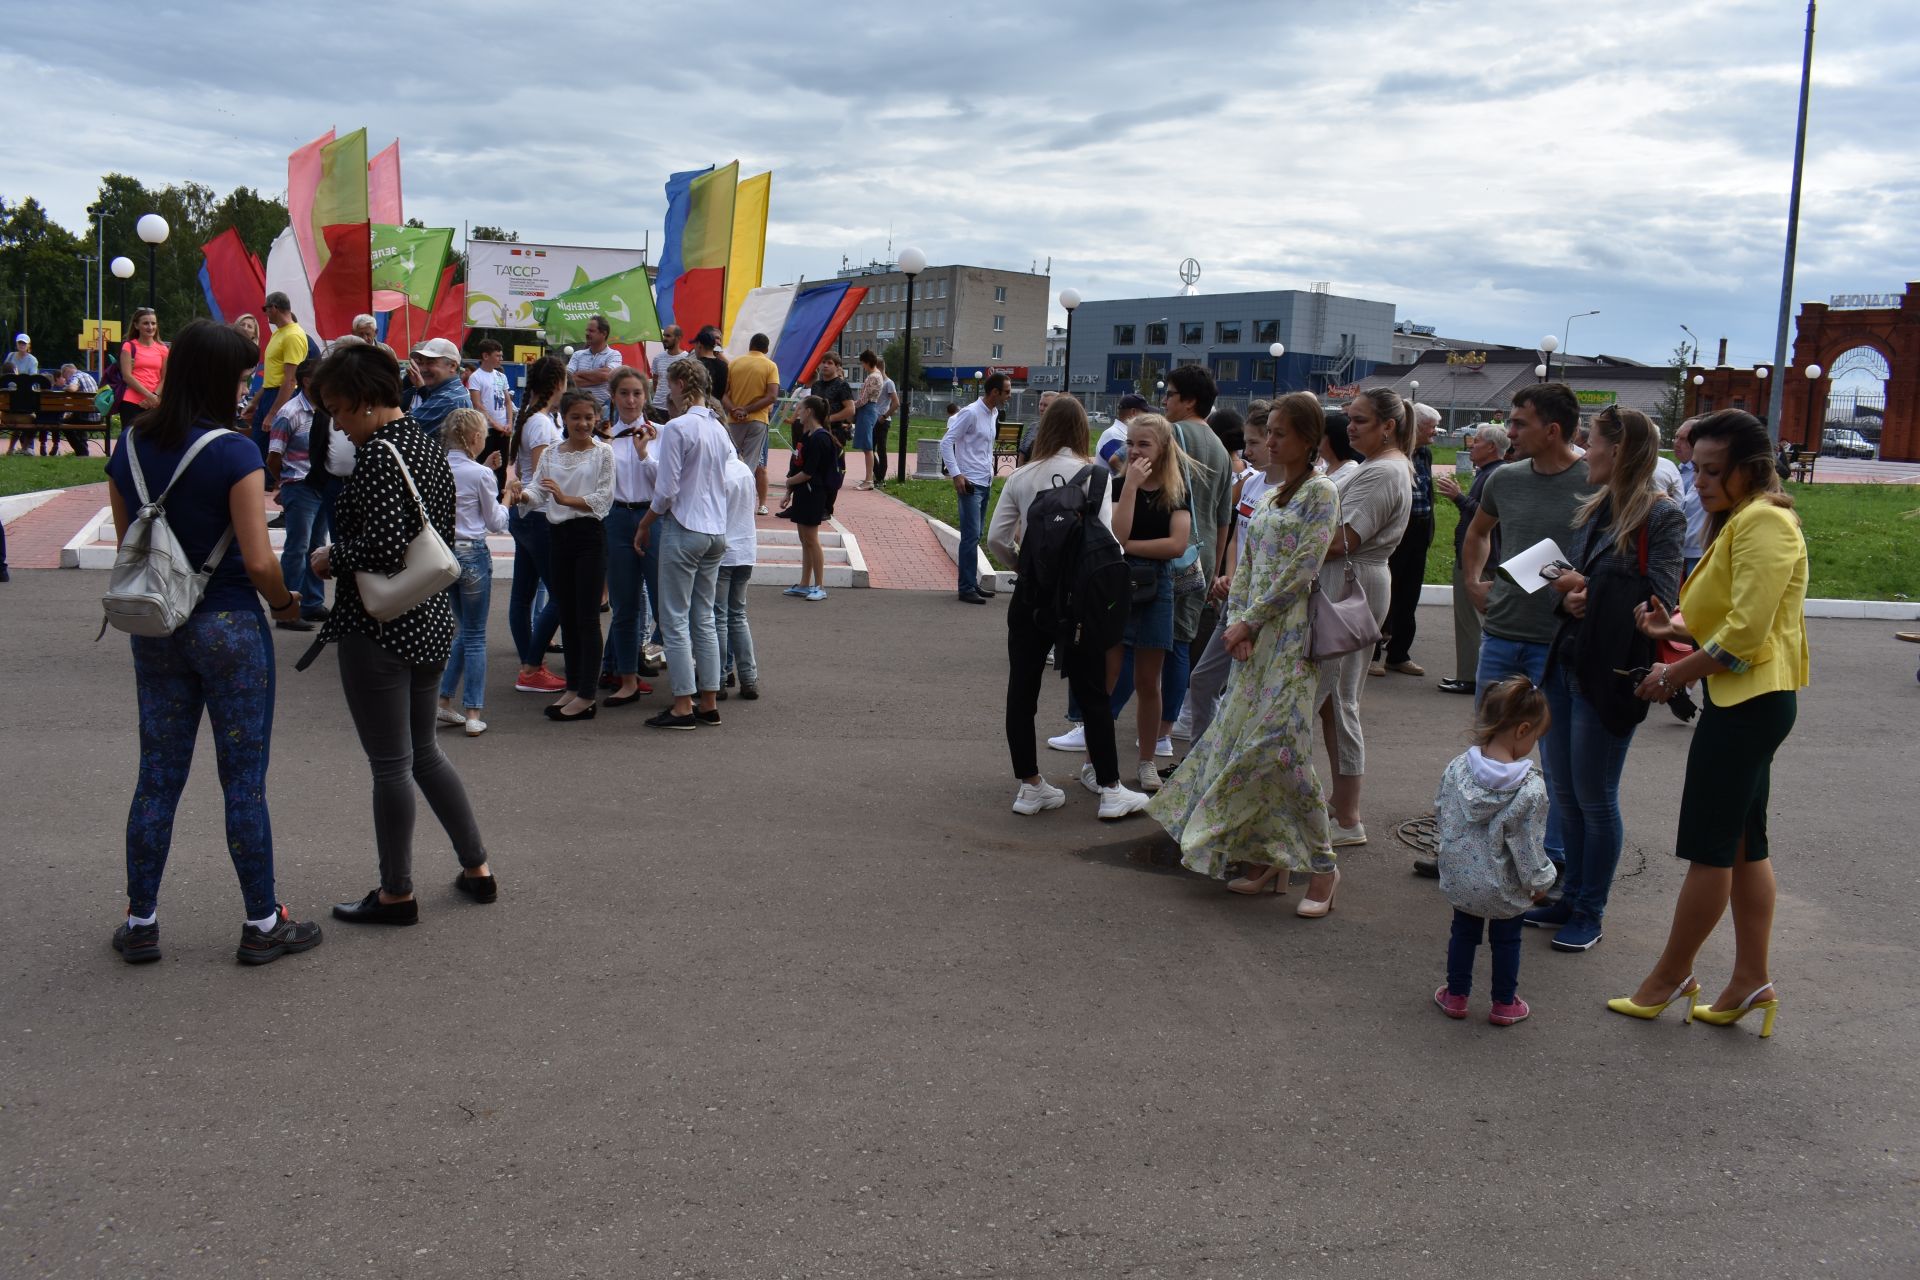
[1062, 285, 1396, 398]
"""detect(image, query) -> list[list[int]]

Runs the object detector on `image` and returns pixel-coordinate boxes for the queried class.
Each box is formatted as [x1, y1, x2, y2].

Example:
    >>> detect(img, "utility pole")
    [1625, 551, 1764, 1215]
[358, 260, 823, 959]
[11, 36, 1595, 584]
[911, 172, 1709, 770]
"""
[1766, 1, 1817, 443]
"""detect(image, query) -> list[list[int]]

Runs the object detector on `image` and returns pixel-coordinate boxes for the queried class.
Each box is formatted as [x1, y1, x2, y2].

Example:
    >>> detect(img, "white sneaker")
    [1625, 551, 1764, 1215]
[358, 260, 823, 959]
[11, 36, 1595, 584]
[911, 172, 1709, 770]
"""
[1011, 778, 1066, 815]
[1079, 763, 1102, 794]
[1330, 821, 1368, 847]
[1137, 760, 1162, 792]
[464, 718, 489, 737]
[1098, 783, 1152, 820]
[1169, 710, 1193, 741]
[436, 706, 467, 727]
[1047, 725, 1086, 752]
[1154, 735, 1174, 758]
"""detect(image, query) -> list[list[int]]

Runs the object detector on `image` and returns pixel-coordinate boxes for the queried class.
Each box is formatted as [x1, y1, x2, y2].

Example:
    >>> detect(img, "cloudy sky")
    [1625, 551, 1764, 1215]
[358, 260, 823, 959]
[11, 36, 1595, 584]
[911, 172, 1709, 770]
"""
[6, 0, 1915, 373]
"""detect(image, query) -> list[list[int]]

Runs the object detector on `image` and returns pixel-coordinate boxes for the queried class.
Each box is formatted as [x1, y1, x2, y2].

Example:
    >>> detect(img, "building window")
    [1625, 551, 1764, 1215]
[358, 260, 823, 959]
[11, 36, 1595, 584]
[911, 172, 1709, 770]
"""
[1179, 320, 1203, 344]
[1215, 358, 1241, 382]
[1178, 357, 1204, 369]
[1114, 358, 1136, 381]
[1141, 357, 1164, 385]
[993, 314, 1005, 332]
[992, 343, 1004, 360]
[1114, 324, 1136, 345]
[1146, 322, 1167, 345]
[1253, 358, 1275, 383]
[994, 285, 1007, 302]
[938, 307, 947, 328]
[1254, 319, 1279, 343]
[1217, 321, 1241, 344]
[938, 280, 949, 299]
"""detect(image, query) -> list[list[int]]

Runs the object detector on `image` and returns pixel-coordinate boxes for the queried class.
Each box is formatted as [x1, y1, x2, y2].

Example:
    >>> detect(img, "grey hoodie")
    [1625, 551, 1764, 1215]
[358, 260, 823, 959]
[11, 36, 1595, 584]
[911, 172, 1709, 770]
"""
[1433, 748, 1556, 918]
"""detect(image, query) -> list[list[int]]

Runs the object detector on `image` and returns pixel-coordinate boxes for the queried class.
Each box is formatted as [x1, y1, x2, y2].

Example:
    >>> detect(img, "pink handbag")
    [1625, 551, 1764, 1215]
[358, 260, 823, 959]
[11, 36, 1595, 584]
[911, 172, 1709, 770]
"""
[1307, 561, 1382, 661]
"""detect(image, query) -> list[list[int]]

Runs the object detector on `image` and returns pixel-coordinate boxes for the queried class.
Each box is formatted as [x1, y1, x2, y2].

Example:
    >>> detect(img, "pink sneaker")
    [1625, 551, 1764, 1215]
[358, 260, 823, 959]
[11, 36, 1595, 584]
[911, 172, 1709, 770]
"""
[1490, 997, 1531, 1026]
[1433, 986, 1468, 1019]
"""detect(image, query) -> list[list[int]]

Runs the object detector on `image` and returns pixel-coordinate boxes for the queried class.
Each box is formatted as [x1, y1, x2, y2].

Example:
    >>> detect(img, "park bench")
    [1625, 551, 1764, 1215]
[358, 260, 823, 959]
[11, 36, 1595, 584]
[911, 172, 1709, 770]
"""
[1788, 447, 1816, 483]
[3, 386, 110, 452]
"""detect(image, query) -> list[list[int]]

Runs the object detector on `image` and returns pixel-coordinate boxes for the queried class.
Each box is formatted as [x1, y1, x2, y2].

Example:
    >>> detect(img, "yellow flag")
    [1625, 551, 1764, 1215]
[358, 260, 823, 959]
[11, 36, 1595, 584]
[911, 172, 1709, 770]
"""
[724, 171, 771, 339]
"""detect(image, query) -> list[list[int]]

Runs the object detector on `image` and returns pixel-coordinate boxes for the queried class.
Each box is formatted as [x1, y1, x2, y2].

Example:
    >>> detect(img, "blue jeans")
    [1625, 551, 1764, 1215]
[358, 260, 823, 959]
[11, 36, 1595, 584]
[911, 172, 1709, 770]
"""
[956, 478, 991, 594]
[657, 515, 727, 697]
[1447, 909, 1523, 1003]
[250, 392, 278, 462]
[1474, 632, 1565, 861]
[603, 503, 653, 675]
[713, 564, 758, 684]
[507, 507, 560, 667]
[127, 610, 277, 919]
[439, 542, 494, 709]
[1540, 663, 1636, 923]
[275, 479, 328, 617]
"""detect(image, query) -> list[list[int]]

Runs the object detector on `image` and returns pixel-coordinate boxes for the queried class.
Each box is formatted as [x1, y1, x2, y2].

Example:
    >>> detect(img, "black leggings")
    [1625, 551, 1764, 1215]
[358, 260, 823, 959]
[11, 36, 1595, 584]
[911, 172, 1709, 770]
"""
[549, 516, 608, 699]
[1006, 595, 1121, 787]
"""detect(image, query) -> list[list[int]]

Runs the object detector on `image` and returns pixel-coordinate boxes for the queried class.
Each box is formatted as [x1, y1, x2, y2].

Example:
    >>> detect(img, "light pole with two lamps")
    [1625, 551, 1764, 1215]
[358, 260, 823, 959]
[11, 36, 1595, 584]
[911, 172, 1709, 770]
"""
[897, 246, 927, 485]
[1537, 334, 1557, 382]
[1560, 309, 1599, 379]
[1801, 363, 1823, 453]
[136, 214, 169, 310]
[1268, 341, 1285, 396]
[110, 255, 135, 329]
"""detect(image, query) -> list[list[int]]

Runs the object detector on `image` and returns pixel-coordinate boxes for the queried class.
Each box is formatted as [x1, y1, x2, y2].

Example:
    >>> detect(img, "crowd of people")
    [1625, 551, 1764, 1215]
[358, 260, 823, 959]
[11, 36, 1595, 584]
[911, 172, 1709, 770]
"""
[993, 364, 1810, 1035]
[60, 296, 1809, 1037]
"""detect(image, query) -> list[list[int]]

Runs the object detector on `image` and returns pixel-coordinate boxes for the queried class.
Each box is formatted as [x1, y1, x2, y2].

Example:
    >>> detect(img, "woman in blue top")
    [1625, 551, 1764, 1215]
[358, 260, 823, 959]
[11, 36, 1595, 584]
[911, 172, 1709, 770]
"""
[103, 320, 323, 967]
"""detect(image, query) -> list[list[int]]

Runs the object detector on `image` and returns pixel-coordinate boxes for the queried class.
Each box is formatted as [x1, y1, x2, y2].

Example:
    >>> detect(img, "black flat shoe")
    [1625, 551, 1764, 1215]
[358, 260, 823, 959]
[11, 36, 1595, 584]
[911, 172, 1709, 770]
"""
[332, 890, 419, 926]
[695, 709, 722, 726]
[605, 689, 644, 707]
[454, 872, 498, 903]
[236, 906, 323, 964]
[646, 709, 699, 730]
[1436, 679, 1476, 695]
[112, 919, 161, 964]
[545, 702, 597, 721]
[275, 618, 316, 632]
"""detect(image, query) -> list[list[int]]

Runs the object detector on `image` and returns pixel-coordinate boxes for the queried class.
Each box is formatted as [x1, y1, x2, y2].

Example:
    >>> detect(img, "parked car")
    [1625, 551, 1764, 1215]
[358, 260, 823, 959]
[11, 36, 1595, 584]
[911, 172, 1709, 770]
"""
[1821, 427, 1875, 459]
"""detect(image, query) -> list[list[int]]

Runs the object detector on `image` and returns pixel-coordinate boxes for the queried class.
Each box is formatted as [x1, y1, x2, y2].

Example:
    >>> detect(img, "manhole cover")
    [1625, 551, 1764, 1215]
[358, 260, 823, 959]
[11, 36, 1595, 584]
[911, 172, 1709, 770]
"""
[1396, 814, 1439, 854]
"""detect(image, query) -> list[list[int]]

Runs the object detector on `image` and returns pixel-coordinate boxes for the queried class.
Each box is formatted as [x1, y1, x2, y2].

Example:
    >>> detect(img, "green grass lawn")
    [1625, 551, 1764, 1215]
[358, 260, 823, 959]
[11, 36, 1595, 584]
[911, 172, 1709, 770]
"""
[0, 454, 108, 497]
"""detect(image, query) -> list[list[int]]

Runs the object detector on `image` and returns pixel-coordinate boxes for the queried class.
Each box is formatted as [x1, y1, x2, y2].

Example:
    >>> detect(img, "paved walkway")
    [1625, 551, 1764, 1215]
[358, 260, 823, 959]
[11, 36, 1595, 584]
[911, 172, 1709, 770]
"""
[1, 482, 108, 569]
[765, 447, 956, 591]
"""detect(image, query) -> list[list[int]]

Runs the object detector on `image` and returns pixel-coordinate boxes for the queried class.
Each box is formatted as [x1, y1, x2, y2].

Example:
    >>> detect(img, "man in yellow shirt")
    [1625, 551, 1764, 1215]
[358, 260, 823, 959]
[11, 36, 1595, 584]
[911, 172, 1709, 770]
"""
[722, 331, 781, 515]
[253, 291, 310, 460]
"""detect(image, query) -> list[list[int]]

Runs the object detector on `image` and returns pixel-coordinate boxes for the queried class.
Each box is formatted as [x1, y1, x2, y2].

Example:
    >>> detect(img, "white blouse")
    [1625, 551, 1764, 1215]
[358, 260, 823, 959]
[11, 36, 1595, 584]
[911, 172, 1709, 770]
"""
[448, 450, 510, 541]
[524, 439, 614, 523]
[609, 417, 657, 503]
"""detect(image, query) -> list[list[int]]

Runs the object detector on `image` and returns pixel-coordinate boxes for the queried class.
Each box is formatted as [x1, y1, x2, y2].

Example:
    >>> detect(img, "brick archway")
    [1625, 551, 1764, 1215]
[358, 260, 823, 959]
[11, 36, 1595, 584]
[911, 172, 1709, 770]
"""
[1785, 284, 1919, 461]
[1685, 281, 1919, 462]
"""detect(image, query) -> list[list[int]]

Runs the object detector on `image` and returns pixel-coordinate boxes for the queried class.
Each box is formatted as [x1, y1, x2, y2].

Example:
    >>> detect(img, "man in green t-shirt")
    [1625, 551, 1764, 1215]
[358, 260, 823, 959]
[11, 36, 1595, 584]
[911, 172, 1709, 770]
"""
[1460, 381, 1593, 883]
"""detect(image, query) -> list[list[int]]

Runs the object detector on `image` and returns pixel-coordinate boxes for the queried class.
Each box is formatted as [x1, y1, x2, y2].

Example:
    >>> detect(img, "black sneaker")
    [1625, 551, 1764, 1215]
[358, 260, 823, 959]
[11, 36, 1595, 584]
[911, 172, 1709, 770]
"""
[453, 871, 498, 903]
[716, 687, 729, 702]
[739, 683, 760, 701]
[331, 889, 420, 926]
[1411, 856, 1439, 879]
[111, 919, 161, 964]
[646, 709, 699, 730]
[724, 669, 737, 688]
[236, 907, 324, 965]
[275, 618, 316, 632]
[695, 709, 722, 726]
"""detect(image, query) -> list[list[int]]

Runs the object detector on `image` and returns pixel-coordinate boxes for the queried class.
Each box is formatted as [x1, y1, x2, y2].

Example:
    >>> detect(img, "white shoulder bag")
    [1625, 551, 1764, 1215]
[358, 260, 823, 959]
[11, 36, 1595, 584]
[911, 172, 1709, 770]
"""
[354, 438, 461, 622]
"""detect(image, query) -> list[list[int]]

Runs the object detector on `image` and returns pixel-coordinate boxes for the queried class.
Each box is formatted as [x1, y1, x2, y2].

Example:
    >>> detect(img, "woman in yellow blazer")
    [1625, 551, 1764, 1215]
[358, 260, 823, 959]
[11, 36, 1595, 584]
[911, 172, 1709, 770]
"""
[1606, 410, 1808, 1037]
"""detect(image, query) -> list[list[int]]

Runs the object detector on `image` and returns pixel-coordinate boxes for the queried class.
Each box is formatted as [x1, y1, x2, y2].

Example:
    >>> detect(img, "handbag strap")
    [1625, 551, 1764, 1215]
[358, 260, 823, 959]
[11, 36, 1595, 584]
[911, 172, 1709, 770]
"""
[128, 429, 237, 573]
[374, 436, 434, 532]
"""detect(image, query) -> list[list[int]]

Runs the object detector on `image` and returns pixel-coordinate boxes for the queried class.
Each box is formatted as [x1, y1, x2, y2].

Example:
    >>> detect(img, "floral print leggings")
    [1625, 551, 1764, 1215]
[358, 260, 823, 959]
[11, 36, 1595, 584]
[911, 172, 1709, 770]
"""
[126, 610, 277, 919]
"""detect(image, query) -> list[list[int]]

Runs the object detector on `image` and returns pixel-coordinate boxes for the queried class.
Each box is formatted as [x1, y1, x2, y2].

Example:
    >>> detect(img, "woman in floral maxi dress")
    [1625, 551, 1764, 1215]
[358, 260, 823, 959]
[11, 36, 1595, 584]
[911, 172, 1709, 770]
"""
[1150, 393, 1341, 910]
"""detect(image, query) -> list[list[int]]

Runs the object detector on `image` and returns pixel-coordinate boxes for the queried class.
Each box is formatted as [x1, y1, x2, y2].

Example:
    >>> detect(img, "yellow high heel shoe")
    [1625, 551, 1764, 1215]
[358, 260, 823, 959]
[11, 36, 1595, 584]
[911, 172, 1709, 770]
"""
[1227, 864, 1287, 896]
[1692, 983, 1779, 1038]
[1605, 975, 1698, 1023]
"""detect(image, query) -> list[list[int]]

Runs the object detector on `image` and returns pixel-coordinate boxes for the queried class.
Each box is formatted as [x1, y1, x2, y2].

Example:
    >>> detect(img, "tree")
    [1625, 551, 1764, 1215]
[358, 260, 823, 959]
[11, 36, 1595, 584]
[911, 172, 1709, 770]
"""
[882, 334, 926, 394]
[0, 196, 86, 367]
[1135, 356, 1165, 400]
[209, 186, 289, 265]
[1657, 340, 1690, 441]
[469, 226, 518, 243]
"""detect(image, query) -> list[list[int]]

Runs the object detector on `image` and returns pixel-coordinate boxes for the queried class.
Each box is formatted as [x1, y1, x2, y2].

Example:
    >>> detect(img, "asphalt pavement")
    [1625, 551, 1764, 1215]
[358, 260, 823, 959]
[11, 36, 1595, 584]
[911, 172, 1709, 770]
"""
[1, 570, 1915, 1278]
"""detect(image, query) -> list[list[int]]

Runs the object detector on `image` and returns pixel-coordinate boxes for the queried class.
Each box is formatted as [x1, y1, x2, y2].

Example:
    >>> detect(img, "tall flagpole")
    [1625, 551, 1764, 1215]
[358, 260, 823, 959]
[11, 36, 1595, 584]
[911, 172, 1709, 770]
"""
[1766, 0, 1816, 443]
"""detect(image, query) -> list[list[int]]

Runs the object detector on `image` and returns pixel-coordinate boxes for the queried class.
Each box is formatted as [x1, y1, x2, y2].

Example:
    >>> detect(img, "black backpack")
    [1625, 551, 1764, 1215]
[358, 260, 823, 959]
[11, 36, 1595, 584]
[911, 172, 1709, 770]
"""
[1015, 464, 1129, 660]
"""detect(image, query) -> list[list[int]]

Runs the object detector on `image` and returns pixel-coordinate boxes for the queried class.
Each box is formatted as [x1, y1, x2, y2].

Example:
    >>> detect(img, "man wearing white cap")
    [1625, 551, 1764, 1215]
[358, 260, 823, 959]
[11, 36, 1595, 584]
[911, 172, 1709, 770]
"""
[4, 334, 36, 376]
[404, 336, 470, 433]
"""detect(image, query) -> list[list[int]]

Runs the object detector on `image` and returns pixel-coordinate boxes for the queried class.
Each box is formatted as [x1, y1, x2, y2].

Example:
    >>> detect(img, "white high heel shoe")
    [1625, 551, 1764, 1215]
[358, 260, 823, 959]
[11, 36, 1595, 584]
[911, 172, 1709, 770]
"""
[1296, 868, 1340, 918]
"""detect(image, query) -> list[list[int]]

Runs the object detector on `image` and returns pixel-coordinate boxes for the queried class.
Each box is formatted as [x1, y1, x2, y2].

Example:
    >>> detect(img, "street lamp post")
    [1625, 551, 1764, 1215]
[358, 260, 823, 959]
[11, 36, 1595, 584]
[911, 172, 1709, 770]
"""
[1680, 323, 1701, 367]
[1767, 2, 1818, 444]
[136, 214, 169, 310]
[1058, 286, 1081, 406]
[1538, 335, 1558, 382]
[1560, 311, 1598, 380]
[898, 246, 927, 484]
[1268, 341, 1285, 396]
[110, 256, 134, 332]
[1802, 363, 1823, 452]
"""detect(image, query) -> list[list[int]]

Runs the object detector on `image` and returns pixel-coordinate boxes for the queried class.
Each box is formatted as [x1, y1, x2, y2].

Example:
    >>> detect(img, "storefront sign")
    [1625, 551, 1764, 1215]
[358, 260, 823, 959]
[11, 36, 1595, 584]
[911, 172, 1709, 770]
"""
[1574, 389, 1618, 407]
[1829, 292, 1902, 310]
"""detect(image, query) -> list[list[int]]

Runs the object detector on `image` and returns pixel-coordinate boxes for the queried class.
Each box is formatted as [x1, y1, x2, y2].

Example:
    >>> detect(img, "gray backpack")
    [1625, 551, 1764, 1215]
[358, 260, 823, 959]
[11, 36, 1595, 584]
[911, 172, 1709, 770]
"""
[98, 432, 237, 638]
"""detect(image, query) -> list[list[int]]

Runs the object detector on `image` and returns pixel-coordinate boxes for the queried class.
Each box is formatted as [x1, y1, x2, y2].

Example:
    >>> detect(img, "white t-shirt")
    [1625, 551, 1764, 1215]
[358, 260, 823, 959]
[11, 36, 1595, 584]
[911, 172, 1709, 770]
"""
[1096, 423, 1129, 469]
[515, 410, 561, 481]
[1651, 455, 1683, 503]
[879, 377, 899, 418]
[469, 367, 511, 430]
[567, 346, 623, 409]
[721, 456, 758, 568]
[650, 348, 681, 408]
[1235, 471, 1272, 545]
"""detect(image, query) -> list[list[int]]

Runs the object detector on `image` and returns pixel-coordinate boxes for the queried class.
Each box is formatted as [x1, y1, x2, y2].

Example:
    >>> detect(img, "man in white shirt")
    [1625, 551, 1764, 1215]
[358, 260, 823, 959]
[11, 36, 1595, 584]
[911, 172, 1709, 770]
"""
[939, 372, 1010, 604]
[715, 455, 761, 701]
[874, 369, 900, 483]
[1673, 416, 1708, 576]
[1097, 393, 1149, 475]
[648, 325, 685, 423]
[637, 356, 736, 729]
[468, 339, 512, 436]
[567, 315, 623, 417]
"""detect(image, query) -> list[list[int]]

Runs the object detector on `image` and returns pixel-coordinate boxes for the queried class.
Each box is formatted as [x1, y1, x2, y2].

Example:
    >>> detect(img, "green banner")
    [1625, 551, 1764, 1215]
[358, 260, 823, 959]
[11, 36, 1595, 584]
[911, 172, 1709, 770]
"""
[531, 262, 662, 344]
[1575, 389, 1618, 407]
[370, 224, 454, 310]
